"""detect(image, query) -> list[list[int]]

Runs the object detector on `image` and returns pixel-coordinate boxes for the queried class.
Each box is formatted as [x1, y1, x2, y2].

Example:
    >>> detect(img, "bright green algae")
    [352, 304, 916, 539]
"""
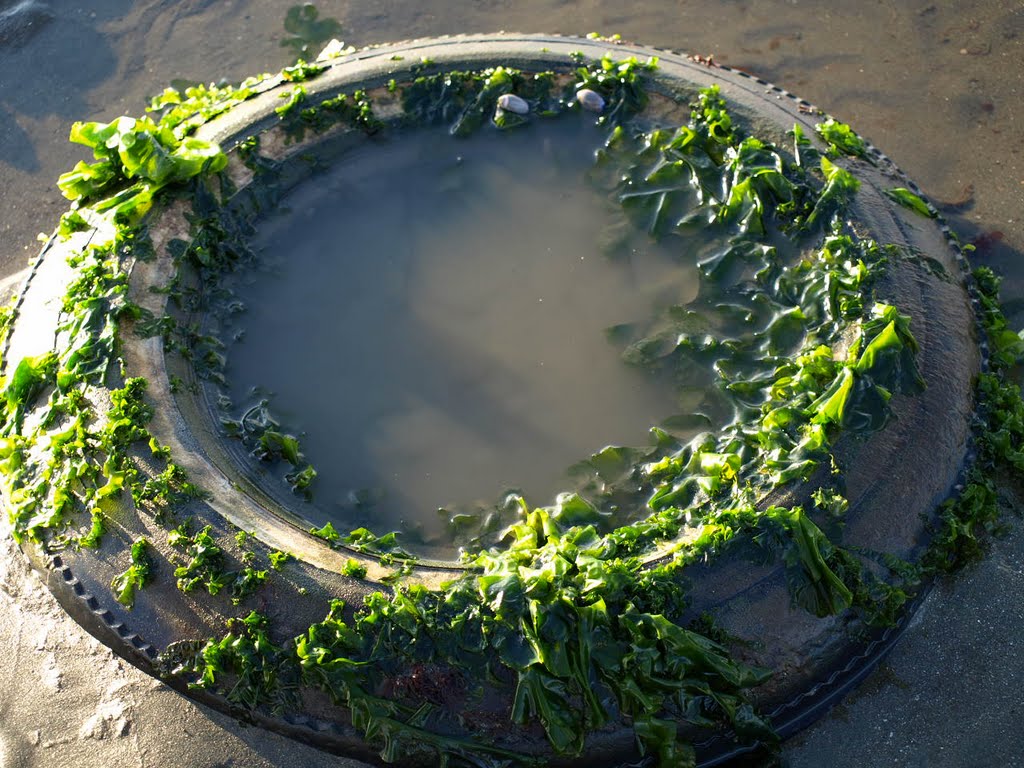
[0, 48, 1017, 767]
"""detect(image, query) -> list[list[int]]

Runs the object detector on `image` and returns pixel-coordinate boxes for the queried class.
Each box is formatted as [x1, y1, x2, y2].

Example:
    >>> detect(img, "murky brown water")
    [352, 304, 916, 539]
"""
[221, 121, 693, 546]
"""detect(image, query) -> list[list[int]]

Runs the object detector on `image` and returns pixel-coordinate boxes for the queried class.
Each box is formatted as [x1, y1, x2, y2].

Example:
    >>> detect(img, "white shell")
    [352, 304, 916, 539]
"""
[576, 88, 606, 113]
[496, 93, 530, 115]
[317, 38, 351, 60]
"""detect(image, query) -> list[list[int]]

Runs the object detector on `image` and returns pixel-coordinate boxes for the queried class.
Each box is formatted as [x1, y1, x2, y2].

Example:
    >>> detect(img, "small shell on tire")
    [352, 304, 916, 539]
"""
[576, 88, 606, 112]
[497, 93, 529, 115]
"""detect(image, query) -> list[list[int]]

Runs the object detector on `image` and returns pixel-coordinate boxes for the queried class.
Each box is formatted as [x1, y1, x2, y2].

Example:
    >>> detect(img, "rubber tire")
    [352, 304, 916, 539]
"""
[2, 34, 982, 766]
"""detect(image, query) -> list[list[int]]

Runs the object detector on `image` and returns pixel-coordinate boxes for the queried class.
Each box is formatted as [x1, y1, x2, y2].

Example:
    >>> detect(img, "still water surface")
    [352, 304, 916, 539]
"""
[223, 120, 693, 547]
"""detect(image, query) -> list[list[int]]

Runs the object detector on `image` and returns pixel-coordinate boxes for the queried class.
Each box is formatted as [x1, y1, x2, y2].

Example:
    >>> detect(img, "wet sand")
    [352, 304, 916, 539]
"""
[0, 1, 1022, 765]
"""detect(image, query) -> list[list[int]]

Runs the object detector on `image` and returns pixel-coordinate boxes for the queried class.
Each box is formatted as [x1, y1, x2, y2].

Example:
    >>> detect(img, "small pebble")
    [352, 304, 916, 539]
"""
[576, 88, 606, 113]
[496, 93, 529, 115]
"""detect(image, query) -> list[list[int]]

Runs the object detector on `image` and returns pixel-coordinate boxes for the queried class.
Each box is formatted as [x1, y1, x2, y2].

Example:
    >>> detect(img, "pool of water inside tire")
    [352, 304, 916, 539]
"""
[214, 116, 725, 557]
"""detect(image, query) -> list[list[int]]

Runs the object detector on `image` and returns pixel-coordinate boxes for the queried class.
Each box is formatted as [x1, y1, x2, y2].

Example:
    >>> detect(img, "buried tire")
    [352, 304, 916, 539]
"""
[0, 34, 993, 766]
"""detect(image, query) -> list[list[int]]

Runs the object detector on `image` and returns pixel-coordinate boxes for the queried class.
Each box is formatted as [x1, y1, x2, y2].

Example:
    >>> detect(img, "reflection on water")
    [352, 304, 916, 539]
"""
[280, 3, 345, 60]
[222, 120, 697, 549]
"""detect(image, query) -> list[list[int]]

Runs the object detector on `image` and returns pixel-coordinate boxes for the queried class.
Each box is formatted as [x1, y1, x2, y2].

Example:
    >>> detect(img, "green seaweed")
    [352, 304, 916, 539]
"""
[111, 537, 153, 608]
[886, 187, 935, 218]
[815, 117, 869, 160]
[161, 73, 926, 762]
[3, 47, 1011, 768]
[170, 523, 269, 603]
[923, 268, 1024, 573]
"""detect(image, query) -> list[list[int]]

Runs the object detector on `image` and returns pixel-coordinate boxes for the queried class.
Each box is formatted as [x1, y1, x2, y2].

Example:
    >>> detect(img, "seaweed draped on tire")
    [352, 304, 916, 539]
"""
[0, 35, 1011, 768]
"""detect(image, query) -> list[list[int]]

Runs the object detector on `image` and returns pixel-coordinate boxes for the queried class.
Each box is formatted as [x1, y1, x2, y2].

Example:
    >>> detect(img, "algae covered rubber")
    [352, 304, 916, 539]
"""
[0, 34, 983, 767]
